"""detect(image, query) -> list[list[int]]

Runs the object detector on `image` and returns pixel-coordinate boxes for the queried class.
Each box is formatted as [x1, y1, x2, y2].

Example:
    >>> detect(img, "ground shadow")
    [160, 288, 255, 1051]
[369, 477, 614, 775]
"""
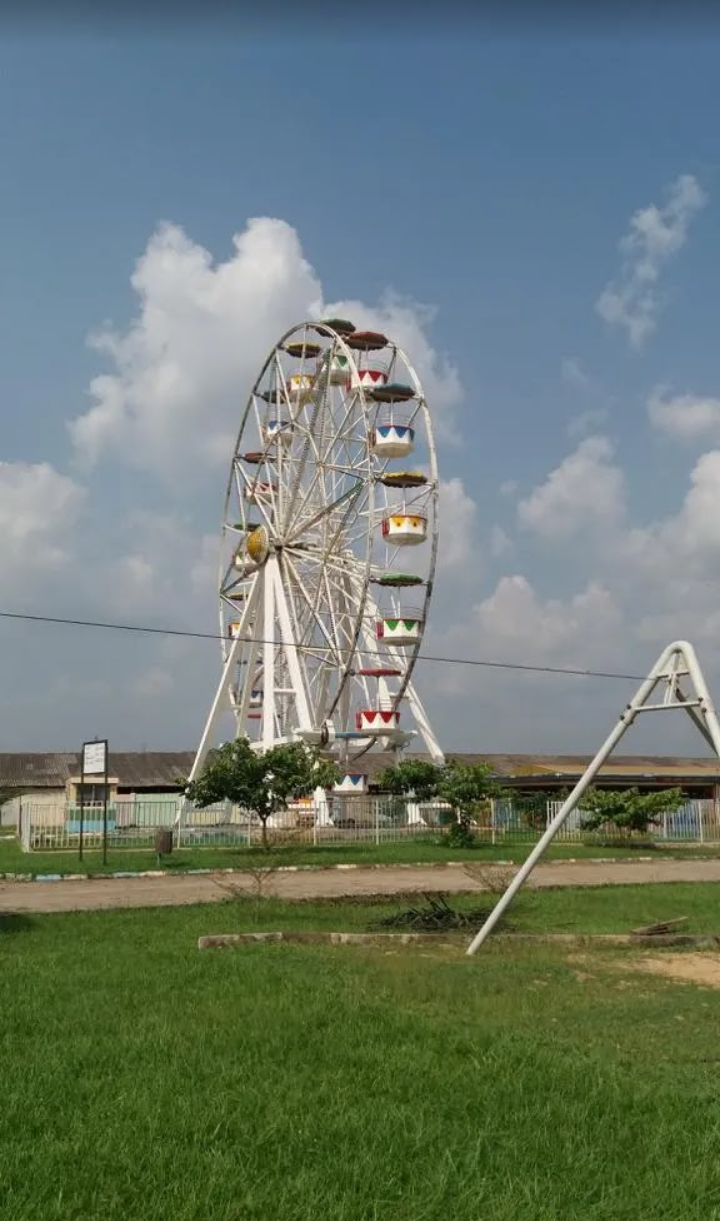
[0, 912, 36, 934]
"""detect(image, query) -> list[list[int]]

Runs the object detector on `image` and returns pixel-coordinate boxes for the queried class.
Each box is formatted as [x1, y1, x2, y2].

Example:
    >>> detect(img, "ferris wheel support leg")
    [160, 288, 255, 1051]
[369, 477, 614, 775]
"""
[262, 563, 276, 751]
[272, 558, 313, 733]
[402, 679, 445, 764]
[175, 578, 260, 830]
[236, 614, 262, 732]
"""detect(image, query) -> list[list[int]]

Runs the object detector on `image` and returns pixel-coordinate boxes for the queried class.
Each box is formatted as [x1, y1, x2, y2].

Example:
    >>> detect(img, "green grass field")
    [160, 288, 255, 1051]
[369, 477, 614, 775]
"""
[3, 834, 720, 877]
[2, 889, 720, 1220]
[200, 881, 720, 935]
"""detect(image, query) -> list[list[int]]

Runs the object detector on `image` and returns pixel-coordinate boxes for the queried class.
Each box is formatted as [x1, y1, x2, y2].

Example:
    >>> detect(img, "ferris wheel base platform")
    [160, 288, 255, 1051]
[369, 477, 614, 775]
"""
[293, 726, 417, 749]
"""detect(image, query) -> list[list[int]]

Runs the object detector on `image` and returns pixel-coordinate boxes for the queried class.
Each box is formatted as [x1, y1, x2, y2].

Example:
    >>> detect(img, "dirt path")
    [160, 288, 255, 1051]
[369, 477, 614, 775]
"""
[1, 857, 720, 915]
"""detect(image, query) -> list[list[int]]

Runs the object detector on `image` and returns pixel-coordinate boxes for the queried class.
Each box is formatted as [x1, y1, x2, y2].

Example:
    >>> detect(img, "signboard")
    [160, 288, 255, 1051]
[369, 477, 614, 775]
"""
[82, 740, 108, 777]
[79, 739, 110, 865]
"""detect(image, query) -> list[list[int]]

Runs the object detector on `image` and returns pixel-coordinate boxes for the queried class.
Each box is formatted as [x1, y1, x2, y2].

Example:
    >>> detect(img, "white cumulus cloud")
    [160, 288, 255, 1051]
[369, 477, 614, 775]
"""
[517, 436, 625, 540]
[647, 387, 720, 441]
[0, 461, 84, 578]
[436, 477, 479, 571]
[471, 575, 622, 663]
[68, 217, 462, 477]
[595, 173, 707, 348]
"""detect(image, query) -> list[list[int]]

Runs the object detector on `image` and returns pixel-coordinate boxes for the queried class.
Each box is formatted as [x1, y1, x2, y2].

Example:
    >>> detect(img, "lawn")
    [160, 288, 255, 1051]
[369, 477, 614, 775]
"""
[2, 896, 720, 1220]
[2, 834, 720, 877]
[198, 881, 720, 936]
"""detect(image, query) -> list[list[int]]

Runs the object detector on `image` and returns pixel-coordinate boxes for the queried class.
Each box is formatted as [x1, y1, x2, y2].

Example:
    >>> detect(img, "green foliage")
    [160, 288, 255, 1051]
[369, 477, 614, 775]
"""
[183, 739, 340, 849]
[377, 757, 498, 847]
[375, 759, 441, 801]
[445, 817, 477, 849]
[436, 758, 498, 817]
[579, 786, 685, 837]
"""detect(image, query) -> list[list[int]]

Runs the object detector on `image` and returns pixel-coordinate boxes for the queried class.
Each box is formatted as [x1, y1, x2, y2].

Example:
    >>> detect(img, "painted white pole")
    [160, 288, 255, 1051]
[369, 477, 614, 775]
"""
[465, 716, 634, 954]
[465, 642, 680, 956]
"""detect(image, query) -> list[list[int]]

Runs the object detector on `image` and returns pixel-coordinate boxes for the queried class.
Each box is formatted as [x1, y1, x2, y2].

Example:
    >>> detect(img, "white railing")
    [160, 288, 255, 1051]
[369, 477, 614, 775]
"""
[12, 795, 720, 852]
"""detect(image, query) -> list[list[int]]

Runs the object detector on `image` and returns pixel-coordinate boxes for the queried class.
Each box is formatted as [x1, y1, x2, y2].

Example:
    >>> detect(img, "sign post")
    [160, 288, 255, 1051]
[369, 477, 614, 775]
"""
[80, 740, 109, 865]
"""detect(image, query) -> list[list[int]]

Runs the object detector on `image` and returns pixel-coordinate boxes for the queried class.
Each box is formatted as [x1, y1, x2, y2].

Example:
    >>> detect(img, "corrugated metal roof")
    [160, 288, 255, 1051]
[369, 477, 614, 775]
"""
[0, 750, 717, 788]
[0, 752, 196, 788]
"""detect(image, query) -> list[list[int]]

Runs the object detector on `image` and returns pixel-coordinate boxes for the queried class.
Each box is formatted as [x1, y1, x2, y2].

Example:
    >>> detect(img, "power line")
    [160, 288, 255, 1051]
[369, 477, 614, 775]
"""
[0, 608, 646, 683]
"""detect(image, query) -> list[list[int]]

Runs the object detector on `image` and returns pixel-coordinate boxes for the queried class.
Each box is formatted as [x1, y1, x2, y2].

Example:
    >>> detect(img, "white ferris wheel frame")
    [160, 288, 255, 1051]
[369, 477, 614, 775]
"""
[186, 319, 445, 789]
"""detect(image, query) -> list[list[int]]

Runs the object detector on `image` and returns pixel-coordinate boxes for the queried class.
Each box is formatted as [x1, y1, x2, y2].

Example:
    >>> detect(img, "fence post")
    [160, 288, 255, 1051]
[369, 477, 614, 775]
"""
[374, 799, 380, 847]
[20, 802, 30, 852]
[491, 799, 496, 846]
[698, 801, 705, 844]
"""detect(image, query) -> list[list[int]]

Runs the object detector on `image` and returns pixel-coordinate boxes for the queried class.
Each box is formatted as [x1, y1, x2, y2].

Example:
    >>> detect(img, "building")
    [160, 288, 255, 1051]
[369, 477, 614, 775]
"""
[0, 750, 718, 811]
[319, 752, 720, 801]
[0, 751, 196, 815]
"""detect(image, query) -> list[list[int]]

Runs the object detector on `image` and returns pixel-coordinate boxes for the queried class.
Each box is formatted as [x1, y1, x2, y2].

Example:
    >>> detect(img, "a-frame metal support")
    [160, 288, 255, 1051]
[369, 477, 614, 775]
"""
[466, 640, 720, 956]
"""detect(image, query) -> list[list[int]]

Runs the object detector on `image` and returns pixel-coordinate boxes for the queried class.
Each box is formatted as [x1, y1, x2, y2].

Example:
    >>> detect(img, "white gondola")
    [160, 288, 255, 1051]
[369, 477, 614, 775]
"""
[333, 773, 368, 795]
[354, 709, 401, 735]
[354, 368, 387, 392]
[376, 615, 423, 647]
[288, 373, 314, 403]
[370, 422, 415, 458]
[329, 353, 351, 384]
[243, 483, 277, 504]
[381, 513, 428, 546]
[263, 418, 292, 446]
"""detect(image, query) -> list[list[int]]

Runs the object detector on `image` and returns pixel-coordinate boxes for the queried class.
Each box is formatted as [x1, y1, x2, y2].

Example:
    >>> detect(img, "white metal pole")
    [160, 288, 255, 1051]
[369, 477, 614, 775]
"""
[174, 580, 259, 830]
[465, 716, 631, 954]
[465, 646, 677, 956]
[262, 559, 276, 751]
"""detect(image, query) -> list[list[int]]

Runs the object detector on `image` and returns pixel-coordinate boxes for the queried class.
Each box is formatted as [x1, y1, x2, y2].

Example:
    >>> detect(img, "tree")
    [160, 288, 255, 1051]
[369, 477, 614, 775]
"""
[375, 759, 441, 802]
[436, 759, 498, 838]
[376, 757, 499, 845]
[183, 739, 340, 850]
[579, 786, 685, 840]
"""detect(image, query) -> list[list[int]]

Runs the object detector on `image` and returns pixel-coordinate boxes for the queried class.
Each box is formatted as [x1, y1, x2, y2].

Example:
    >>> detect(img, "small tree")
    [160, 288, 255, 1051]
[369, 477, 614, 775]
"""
[579, 786, 685, 841]
[437, 759, 498, 844]
[375, 759, 441, 802]
[377, 757, 499, 846]
[183, 739, 340, 850]
[375, 758, 444, 826]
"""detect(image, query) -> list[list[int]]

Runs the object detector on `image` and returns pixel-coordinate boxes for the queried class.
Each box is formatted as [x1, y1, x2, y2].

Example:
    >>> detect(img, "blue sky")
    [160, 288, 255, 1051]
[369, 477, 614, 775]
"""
[2, 29, 720, 756]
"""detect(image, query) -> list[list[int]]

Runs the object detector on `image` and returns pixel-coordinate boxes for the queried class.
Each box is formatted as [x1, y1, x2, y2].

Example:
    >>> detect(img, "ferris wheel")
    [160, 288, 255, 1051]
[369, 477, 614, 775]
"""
[188, 317, 445, 789]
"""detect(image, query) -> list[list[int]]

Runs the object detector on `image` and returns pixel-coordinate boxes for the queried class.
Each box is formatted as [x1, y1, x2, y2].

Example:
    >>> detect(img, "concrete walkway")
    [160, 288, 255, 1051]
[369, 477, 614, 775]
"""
[1, 857, 720, 914]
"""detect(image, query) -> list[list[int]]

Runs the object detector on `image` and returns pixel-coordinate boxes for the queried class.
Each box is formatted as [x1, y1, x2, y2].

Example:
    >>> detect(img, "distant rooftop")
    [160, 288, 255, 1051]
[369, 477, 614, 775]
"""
[0, 750, 717, 789]
[0, 752, 196, 789]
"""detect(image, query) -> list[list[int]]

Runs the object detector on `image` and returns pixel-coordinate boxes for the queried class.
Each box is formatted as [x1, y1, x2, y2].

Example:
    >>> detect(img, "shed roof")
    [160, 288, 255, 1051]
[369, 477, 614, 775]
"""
[0, 750, 717, 789]
[0, 752, 196, 789]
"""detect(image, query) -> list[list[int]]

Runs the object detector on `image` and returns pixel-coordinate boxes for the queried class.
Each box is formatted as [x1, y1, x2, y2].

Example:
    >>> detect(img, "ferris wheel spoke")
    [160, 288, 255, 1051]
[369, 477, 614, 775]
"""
[284, 481, 366, 546]
[282, 549, 356, 664]
[279, 374, 334, 532]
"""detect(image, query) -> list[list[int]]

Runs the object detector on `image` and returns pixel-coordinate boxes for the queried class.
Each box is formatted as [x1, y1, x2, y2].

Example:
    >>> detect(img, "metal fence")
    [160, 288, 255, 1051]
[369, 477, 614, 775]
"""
[13, 794, 720, 852]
